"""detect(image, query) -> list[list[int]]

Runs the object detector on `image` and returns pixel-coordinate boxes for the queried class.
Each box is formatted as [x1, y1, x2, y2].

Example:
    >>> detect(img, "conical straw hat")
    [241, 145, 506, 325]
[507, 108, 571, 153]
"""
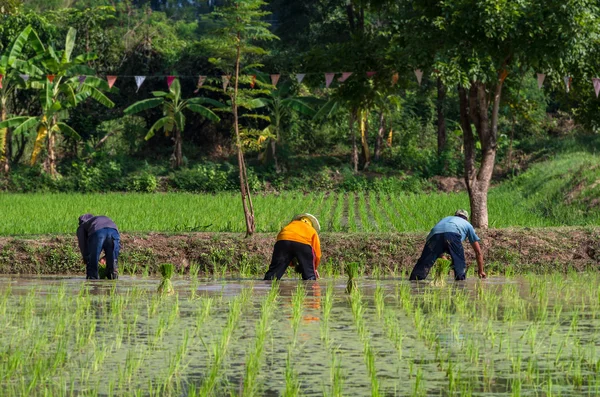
[292, 213, 320, 232]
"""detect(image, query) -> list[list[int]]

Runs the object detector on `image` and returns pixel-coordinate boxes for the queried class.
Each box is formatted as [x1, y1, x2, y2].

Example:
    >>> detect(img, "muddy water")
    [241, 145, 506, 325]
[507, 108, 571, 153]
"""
[1, 275, 600, 396]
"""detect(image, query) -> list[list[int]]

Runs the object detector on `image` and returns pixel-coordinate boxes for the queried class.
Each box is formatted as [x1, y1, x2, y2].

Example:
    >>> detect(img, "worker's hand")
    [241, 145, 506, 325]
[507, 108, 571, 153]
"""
[478, 270, 487, 279]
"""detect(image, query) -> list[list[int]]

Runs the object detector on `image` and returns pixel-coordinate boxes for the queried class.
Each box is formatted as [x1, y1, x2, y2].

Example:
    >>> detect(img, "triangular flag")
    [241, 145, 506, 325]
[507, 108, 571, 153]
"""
[250, 75, 256, 89]
[536, 73, 545, 89]
[391, 72, 399, 86]
[325, 73, 336, 88]
[270, 74, 280, 87]
[20, 74, 29, 82]
[0, 74, 3, 89]
[338, 72, 352, 83]
[564, 75, 571, 93]
[366, 71, 376, 78]
[47, 75, 55, 83]
[296, 74, 306, 83]
[222, 75, 230, 91]
[107, 75, 117, 89]
[414, 69, 423, 85]
[167, 75, 176, 89]
[135, 76, 146, 92]
[77, 75, 87, 90]
[593, 78, 600, 98]
[194, 76, 207, 93]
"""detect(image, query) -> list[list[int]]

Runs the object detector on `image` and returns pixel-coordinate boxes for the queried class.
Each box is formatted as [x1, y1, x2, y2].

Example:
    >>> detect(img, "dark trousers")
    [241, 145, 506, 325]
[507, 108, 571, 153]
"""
[86, 228, 120, 280]
[264, 240, 316, 280]
[409, 232, 467, 281]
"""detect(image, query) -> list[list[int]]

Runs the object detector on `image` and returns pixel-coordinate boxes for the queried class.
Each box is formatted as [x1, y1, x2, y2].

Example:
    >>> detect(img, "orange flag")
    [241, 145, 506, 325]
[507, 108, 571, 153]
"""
[0, 74, 3, 89]
[107, 76, 117, 89]
[47, 75, 55, 83]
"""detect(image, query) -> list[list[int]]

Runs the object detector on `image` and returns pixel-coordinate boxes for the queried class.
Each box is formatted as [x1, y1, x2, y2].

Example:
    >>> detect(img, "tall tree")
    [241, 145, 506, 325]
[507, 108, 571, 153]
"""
[394, 0, 599, 228]
[205, 0, 277, 237]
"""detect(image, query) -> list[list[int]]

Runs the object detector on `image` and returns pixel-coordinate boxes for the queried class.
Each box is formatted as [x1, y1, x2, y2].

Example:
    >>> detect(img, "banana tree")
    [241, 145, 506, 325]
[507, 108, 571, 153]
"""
[0, 25, 44, 174]
[0, 27, 115, 176]
[124, 78, 223, 168]
[255, 79, 316, 172]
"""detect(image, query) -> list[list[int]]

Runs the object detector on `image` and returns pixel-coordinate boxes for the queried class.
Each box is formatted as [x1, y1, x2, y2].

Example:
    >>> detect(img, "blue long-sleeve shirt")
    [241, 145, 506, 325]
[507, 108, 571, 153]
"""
[426, 216, 480, 244]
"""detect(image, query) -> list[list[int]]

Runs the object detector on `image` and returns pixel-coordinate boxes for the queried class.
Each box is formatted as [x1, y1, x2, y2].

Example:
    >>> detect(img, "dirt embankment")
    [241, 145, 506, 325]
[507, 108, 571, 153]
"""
[1, 227, 599, 276]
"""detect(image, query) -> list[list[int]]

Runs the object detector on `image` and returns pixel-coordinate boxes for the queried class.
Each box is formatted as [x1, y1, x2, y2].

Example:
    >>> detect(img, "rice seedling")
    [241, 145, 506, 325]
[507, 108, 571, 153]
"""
[345, 262, 359, 294]
[431, 257, 452, 287]
[157, 263, 175, 295]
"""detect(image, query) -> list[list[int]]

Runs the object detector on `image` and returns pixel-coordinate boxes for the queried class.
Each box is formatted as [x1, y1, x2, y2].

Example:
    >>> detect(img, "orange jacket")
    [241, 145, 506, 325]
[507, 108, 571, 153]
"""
[277, 220, 322, 268]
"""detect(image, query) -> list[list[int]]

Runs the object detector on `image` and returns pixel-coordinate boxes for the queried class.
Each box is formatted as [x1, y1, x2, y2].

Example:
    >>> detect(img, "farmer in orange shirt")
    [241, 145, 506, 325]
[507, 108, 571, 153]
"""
[264, 213, 322, 280]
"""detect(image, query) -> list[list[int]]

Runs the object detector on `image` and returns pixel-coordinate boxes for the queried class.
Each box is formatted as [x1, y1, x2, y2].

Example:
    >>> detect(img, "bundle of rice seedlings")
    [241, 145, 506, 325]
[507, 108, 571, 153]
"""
[345, 262, 359, 294]
[432, 257, 452, 286]
[158, 263, 175, 295]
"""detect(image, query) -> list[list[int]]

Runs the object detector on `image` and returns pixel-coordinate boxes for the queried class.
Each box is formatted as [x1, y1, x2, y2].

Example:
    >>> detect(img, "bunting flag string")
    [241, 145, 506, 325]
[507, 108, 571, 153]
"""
[107, 75, 117, 89]
[414, 69, 423, 86]
[270, 74, 280, 87]
[135, 76, 145, 92]
[338, 72, 352, 83]
[593, 78, 600, 98]
[325, 73, 336, 88]
[193, 75, 206, 93]
[167, 75, 176, 89]
[537, 73, 546, 89]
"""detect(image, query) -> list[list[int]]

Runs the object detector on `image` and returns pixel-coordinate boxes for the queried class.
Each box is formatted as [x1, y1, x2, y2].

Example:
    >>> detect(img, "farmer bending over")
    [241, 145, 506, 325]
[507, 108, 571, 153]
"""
[264, 213, 322, 280]
[409, 209, 486, 281]
[77, 214, 120, 280]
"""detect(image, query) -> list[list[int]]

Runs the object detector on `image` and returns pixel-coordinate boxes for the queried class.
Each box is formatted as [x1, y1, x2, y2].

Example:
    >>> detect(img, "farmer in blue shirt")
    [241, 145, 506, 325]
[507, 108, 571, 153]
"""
[77, 214, 120, 280]
[409, 209, 486, 281]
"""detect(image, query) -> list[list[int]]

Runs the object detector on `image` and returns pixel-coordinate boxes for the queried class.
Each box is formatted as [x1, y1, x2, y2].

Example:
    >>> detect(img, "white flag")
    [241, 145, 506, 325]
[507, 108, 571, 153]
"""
[222, 75, 230, 91]
[338, 72, 352, 82]
[135, 76, 146, 92]
[564, 76, 571, 93]
[296, 74, 306, 83]
[325, 73, 336, 88]
[593, 78, 600, 98]
[194, 75, 207, 93]
[536, 73, 546, 89]
[414, 69, 423, 85]
[19, 74, 29, 82]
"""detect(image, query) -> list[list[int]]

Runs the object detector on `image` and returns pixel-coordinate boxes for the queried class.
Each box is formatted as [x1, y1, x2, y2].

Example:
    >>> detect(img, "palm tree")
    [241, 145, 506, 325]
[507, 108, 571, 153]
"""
[0, 27, 115, 177]
[124, 78, 222, 168]
[0, 25, 43, 174]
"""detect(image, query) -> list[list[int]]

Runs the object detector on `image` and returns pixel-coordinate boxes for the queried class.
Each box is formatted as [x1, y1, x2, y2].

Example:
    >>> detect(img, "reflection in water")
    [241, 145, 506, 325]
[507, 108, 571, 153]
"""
[0, 274, 598, 396]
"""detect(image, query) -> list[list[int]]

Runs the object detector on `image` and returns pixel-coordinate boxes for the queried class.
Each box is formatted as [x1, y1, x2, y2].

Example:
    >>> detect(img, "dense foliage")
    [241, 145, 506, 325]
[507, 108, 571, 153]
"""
[0, 0, 598, 198]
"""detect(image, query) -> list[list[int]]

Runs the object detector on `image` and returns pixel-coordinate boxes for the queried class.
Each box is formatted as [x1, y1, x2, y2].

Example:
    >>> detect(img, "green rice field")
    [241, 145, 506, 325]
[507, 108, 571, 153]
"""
[1, 189, 596, 235]
[2, 272, 600, 396]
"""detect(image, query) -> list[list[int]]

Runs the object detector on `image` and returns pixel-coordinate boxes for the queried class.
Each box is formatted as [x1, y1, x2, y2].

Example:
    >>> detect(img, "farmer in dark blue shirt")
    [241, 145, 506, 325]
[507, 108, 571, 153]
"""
[409, 209, 486, 281]
[77, 214, 120, 280]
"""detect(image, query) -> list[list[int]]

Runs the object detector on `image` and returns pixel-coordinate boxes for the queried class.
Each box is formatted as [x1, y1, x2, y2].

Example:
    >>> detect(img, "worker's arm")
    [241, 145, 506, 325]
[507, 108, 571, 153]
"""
[76, 226, 88, 263]
[471, 241, 486, 278]
[312, 233, 322, 269]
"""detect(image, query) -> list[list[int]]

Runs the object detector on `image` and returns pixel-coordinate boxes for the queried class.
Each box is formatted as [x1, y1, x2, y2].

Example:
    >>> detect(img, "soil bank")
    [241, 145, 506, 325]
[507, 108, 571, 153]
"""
[0, 227, 599, 276]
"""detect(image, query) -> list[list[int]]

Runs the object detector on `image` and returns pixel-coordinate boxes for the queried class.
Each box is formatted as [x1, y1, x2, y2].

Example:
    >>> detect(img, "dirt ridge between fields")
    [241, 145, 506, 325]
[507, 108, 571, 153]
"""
[0, 227, 599, 275]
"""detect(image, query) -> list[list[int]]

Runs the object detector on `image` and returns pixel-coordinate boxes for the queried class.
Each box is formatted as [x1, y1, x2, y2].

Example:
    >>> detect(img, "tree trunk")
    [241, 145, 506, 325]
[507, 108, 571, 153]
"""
[458, 77, 504, 229]
[233, 34, 255, 237]
[44, 126, 57, 177]
[173, 126, 183, 168]
[360, 109, 370, 170]
[436, 77, 446, 156]
[350, 110, 358, 173]
[0, 98, 9, 174]
[374, 111, 385, 161]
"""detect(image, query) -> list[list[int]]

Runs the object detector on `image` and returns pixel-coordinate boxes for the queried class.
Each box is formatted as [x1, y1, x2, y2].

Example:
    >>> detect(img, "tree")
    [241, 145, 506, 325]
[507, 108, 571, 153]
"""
[205, 0, 278, 237]
[393, 0, 599, 228]
[124, 78, 222, 168]
[0, 27, 115, 176]
[0, 25, 41, 174]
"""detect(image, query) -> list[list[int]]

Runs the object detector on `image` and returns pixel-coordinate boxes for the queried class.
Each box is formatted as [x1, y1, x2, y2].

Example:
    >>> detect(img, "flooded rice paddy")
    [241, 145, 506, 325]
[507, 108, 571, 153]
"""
[1, 273, 600, 396]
